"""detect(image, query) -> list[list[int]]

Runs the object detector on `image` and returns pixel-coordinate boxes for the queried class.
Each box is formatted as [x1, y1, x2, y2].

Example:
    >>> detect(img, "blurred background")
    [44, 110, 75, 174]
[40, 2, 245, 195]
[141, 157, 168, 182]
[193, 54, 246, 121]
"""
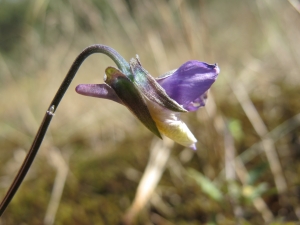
[0, 0, 300, 224]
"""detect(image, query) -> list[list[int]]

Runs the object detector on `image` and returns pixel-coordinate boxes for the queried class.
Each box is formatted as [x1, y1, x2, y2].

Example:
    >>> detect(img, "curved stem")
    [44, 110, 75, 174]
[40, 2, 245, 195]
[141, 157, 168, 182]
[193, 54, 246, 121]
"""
[0, 44, 129, 216]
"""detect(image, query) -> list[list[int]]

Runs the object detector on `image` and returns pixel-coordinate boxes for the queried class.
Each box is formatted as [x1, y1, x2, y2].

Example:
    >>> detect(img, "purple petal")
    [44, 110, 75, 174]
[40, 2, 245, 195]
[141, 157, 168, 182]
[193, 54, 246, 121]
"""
[75, 83, 123, 104]
[156, 61, 219, 111]
[184, 91, 208, 111]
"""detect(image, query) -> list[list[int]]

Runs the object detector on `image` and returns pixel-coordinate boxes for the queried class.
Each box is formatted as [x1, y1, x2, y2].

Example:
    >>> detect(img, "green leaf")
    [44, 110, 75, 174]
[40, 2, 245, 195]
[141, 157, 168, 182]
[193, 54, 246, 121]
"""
[130, 57, 187, 112]
[104, 67, 162, 139]
[188, 168, 223, 202]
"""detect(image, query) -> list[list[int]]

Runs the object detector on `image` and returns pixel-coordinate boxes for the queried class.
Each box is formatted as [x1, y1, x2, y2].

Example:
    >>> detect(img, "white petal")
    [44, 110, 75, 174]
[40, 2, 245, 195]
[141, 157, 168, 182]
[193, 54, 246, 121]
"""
[146, 99, 197, 149]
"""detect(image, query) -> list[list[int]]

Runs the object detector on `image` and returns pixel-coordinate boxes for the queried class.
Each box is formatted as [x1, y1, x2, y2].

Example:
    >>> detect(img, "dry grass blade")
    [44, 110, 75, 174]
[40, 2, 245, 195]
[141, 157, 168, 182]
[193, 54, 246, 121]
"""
[236, 113, 300, 166]
[148, 31, 169, 74]
[44, 148, 69, 225]
[223, 124, 245, 222]
[208, 94, 273, 223]
[288, 0, 300, 13]
[122, 138, 173, 225]
[230, 80, 287, 194]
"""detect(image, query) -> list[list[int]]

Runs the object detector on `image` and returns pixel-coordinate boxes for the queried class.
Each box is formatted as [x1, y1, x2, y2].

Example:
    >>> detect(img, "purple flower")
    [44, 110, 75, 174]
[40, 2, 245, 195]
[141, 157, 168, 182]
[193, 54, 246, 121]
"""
[76, 56, 219, 150]
[157, 60, 219, 111]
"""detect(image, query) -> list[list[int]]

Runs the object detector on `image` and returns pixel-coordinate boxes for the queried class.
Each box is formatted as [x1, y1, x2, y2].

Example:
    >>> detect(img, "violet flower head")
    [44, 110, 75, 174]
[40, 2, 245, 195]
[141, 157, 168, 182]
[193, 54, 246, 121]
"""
[157, 61, 219, 111]
[76, 49, 219, 150]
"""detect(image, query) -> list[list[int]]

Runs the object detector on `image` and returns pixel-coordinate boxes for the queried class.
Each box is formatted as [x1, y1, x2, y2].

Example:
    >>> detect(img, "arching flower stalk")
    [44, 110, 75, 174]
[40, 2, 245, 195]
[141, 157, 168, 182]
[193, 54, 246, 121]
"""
[0, 44, 219, 216]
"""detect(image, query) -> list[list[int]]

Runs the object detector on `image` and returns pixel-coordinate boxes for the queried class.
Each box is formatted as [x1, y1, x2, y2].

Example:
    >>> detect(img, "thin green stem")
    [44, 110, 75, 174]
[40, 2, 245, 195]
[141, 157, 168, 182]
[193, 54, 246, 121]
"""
[0, 44, 129, 216]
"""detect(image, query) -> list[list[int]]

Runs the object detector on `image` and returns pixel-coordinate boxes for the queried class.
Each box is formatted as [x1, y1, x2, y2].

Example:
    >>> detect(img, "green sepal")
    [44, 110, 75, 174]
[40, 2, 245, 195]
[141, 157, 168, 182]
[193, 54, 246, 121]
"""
[104, 66, 162, 139]
[130, 56, 187, 113]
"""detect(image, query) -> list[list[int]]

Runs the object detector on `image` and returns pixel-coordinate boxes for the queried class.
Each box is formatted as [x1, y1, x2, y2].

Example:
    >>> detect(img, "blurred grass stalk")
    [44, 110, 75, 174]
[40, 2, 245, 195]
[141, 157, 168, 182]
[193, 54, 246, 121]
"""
[123, 137, 173, 224]
[288, 0, 300, 13]
[206, 95, 274, 223]
[230, 78, 287, 193]
[44, 148, 69, 225]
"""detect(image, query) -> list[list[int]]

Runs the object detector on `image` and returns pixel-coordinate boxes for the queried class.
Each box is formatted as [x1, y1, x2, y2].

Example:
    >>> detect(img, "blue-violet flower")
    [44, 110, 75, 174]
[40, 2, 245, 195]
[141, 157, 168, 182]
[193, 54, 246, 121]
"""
[76, 53, 219, 150]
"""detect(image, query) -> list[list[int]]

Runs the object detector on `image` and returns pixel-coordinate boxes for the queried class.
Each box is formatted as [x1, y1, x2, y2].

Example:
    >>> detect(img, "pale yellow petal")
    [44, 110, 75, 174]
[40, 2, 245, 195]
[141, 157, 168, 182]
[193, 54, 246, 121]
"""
[146, 100, 197, 149]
